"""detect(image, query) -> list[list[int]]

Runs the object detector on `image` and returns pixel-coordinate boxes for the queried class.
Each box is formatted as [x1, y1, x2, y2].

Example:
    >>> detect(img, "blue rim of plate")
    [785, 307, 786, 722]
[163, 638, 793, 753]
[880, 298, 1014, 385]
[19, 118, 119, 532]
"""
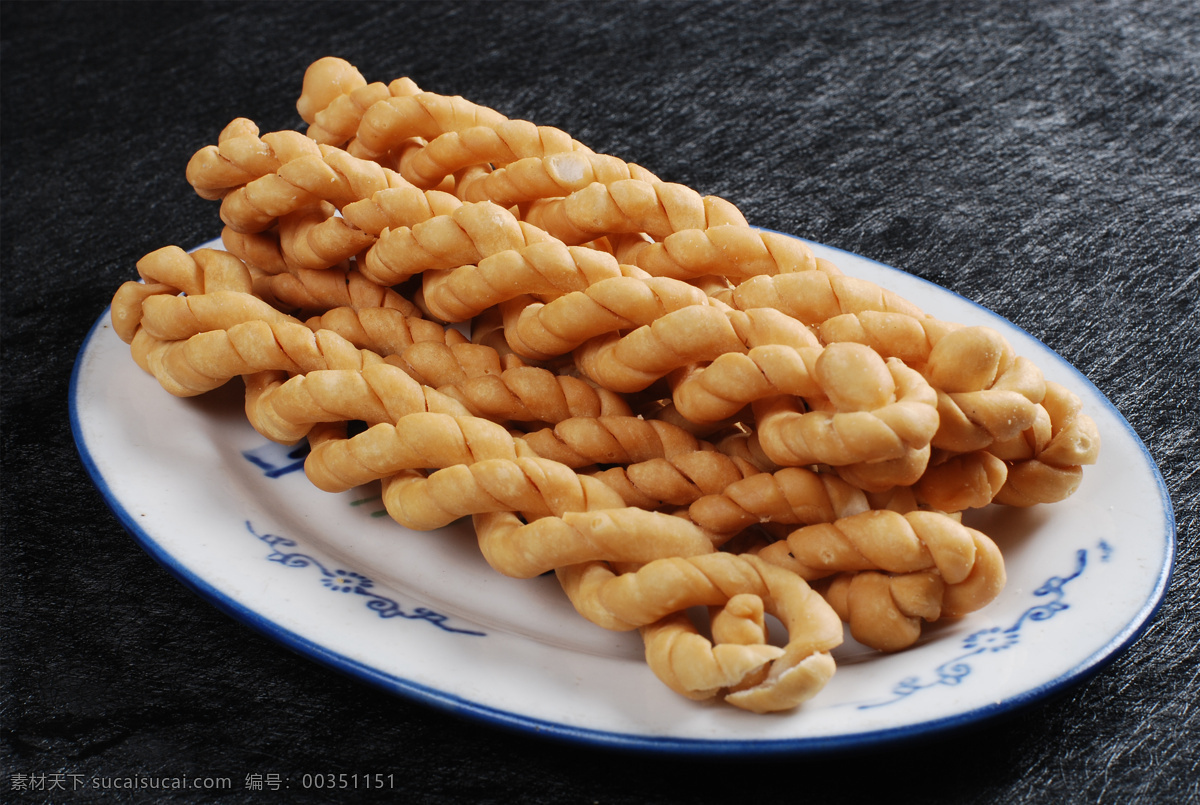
[69, 237, 1176, 757]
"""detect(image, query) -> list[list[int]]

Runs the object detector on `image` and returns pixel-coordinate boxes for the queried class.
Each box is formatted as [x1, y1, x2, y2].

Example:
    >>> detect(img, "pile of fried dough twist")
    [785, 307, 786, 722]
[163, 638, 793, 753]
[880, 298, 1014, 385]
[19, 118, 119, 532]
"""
[110, 57, 1101, 714]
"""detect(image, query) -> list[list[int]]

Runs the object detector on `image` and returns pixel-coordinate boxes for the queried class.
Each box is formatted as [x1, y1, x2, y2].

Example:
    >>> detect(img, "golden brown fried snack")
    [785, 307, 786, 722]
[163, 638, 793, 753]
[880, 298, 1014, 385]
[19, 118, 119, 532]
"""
[519, 415, 703, 467]
[381, 456, 620, 531]
[764, 510, 1007, 651]
[353, 87, 589, 170]
[821, 524, 1006, 652]
[110, 246, 254, 344]
[185, 119, 322, 201]
[296, 56, 423, 148]
[418, 242, 632, 323]
[717, 270, 926, 326]
[217, 142, 413, 235]
[615, 225, 832, 280]
[556, 553, 843, 712]
[473, 503, 716, 580]
[458, 151, 660, 207]
[303, 413, 526, 492]
[501, 274, 716, 360]
[244, 363, 469, 443]
[129, 315, 383, 398]
[990, 381, 1101, 506]
[340, 186, 464, 236]
[912, 450, 1009, 512]
[359, 201, 560, 287]
[438, 365, 632, 424]
[276, 204, 376, 271]
[524, 179, 746, 244]
[107, 57, 1108, 716]
[396, 122, 590, 189]
[745, 344, 940, 479]
[687, 466, 871, 537]
[573, 306, 818, 394]
[589, 449, 762, 510]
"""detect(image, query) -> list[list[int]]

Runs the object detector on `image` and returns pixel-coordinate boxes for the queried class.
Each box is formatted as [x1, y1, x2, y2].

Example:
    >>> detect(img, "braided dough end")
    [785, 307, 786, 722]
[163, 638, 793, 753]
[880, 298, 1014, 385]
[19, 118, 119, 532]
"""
[297, 57, 367, 124]
[641, 613, 785, 702]
[723, 650, 836, 714]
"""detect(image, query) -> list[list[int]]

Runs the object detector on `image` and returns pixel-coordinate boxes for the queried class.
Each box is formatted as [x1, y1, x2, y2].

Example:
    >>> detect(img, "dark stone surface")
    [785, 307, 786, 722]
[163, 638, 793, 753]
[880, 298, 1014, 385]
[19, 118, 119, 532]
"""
[3, 1, 1196, 802]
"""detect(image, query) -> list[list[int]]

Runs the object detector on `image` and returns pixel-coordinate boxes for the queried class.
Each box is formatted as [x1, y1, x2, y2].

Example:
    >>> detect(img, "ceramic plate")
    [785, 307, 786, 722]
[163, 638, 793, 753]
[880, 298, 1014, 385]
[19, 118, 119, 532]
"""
[70, 236, 1174, 755]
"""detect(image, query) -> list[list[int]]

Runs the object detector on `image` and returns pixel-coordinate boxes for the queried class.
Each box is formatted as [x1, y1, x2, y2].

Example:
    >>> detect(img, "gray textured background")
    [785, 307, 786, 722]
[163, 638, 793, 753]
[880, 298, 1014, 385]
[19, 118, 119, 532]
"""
[3, 1, 1197, 802]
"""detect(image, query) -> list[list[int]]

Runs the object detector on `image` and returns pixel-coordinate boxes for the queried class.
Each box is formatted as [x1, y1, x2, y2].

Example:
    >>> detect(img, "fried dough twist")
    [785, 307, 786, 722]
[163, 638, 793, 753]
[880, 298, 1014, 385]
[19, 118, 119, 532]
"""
[417, 241, 630, 323]
[615, 225, 833, 280]
[360, 201, 562, 287]
[990, 381, 1101, 506]
[761, 509, 1006, 651]
[500, 274, 718, 360]
[458, 151, 660, 207]
[523, 179, 747, 244]
[185, 119, 323, 201]
[296, 56, 423, 147]
[556, 553, 843, 712]
[573, 305, 819, 393]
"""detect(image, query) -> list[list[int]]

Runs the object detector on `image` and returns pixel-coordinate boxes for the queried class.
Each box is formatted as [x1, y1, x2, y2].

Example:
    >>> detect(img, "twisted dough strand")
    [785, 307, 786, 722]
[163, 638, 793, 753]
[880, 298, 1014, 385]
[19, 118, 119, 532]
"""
[923, 327, 1046, 452]
[296, 56, 423, 147]
[472, 504, 715, 580]
[518, 415, 704, 467]
[671, 331, 939, 428]
[218, 143, 412, 234]
[717, 270, 926, 326]
[359, 201, 560, 286]
[912, 450, 1009, 512]
[340, 186, 464, 236]
[380, 456, 624, 530]
[500, 274, 715, 360]
[303, 307, 466, 358]
[748, 353, 939, 481]
[353, 89, 535, 161]
[589, 450, 762, 510]
[129, 317, 388, 399]
[687, 466, 871, 536]
[396, 120, 591, 189]
[437, 365, 632, 424]
[458, 151, 660, 207]
[221, 226, 291, 275]
[819, 522, 1006, 651]
[573, 306, 819, 393]
[306, 414, 704, 493]
[385, 341, 506, 387]
[818, 311, 960, 366]
[990, 381, 1101, 506]
[276, 203, 376, 271]
[221, 177, 460, 279]
[640, 610, 784, 703]
[136, 290, 301, 343]
[821, 571, 940, 652]
[244, 363, 470, 443]
[110, 247, 254, 344]
[555, 553, 842, 712]
[758, 509, 983, 584]
[253, 266, 423, 320]
[417, 242, 630, 323]
[615, 225, 833, 280]
[523, 179, 747, 244]
[304, 413, 522, 492]
[755, 510, 1005, 651]
[185, 119, 322, 201]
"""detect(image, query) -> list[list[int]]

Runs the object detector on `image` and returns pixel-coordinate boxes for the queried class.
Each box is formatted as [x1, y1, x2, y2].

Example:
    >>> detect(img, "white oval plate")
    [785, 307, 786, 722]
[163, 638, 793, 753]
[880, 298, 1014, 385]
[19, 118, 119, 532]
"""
[70, 236, 1174, 755]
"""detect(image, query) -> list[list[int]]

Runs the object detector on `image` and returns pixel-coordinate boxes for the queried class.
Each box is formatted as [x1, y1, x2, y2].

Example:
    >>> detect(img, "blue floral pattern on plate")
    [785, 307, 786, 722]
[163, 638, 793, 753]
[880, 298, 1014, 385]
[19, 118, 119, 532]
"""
[247, 521, 486, 637]
[856, 541, 1112, 709]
